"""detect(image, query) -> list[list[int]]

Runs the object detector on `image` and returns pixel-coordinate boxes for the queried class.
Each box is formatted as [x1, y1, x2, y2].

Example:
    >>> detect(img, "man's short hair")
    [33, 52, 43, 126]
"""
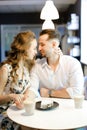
[39, 29, 61, 41]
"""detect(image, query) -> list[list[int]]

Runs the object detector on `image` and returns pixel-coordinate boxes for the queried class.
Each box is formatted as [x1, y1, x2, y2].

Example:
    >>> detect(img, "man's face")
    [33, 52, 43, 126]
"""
[38, 34, 53, 57]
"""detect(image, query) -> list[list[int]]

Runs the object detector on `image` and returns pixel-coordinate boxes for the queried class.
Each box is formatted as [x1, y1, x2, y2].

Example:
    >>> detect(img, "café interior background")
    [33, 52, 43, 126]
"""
[0, 0, 87, 75]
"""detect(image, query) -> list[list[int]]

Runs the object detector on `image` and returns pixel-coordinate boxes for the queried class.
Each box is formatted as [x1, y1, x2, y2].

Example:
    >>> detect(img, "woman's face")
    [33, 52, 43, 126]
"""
[27, 39, 37, 60]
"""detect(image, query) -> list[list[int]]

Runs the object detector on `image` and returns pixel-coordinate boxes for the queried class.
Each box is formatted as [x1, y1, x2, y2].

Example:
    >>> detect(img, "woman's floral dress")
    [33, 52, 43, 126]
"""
[0, 64, 30, 130]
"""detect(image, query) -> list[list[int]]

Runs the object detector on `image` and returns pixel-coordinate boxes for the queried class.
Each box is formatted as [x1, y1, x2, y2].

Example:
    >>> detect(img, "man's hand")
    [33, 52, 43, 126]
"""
[40, 87, 50, 97]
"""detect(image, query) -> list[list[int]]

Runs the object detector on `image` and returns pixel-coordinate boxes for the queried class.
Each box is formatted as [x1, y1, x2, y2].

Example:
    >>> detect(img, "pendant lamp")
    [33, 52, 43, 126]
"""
[42, 19, 55, 30]
[40, 0, 59, 20]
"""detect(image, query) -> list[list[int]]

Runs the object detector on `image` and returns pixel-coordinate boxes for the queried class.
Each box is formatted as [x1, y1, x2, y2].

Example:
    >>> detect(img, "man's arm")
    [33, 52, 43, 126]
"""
[40, 87, 70, 98]
[50, 88, 70, 98]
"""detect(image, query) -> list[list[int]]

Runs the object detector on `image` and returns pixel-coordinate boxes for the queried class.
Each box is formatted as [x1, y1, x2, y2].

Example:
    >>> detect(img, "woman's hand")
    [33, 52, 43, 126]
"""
[9, 93, 25, 109]
[54, 47, 63, 56]
[15, 94, 25, 109]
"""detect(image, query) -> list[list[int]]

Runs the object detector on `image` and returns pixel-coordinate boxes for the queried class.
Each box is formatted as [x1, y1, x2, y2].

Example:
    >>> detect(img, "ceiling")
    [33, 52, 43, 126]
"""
[0, 0, 77, 13]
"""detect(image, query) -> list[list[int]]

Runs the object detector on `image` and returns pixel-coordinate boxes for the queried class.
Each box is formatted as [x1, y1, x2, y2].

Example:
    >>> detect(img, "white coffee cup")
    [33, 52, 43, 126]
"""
[23, 99, 35, 115]
[73, 95, 84, 109]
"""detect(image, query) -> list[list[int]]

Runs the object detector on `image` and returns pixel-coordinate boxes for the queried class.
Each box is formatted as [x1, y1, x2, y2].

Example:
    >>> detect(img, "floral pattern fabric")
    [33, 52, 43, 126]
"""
[4, 64, 30, 94]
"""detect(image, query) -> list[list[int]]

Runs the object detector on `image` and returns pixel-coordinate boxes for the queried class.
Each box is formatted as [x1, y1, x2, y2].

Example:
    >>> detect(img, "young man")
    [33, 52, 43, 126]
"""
[30, 29, 84, 98]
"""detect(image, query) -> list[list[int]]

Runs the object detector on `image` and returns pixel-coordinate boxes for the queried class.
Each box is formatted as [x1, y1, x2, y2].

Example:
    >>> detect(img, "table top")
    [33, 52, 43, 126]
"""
[7, 98, 87, 130]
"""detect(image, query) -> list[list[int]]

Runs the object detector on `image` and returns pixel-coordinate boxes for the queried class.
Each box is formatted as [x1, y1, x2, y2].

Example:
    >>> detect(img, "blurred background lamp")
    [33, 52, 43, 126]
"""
[42, 20, 55, 30]
[40, 0, 59, 20]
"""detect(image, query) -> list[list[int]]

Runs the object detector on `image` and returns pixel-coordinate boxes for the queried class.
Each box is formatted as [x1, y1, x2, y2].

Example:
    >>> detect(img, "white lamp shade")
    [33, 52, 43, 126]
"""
[42, 20, 55, 30]
[40, 0, 59, 20]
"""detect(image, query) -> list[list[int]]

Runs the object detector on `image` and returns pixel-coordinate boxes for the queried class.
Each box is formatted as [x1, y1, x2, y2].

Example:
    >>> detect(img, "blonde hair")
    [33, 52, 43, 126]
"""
[0, 31, 36, 83]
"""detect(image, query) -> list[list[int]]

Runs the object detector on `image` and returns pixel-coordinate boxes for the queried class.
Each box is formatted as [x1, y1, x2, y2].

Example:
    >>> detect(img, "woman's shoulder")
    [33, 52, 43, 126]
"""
[0, 63, 12, 73]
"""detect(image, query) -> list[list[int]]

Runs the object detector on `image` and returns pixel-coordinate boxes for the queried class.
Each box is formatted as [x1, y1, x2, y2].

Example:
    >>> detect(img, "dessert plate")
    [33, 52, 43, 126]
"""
[36, 101, 59, 111]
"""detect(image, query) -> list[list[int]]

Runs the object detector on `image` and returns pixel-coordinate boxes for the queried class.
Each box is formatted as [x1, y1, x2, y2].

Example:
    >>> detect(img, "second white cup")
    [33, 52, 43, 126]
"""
[73, 95, 84, 109]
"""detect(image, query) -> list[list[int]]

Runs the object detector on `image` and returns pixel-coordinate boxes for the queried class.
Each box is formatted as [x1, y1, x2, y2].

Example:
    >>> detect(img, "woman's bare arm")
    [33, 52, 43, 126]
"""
[0, 65, 11, 104]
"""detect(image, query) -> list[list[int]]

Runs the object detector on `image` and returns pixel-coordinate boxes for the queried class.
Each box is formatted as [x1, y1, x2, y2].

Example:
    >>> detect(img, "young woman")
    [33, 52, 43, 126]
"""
[0, 31, 37, 130]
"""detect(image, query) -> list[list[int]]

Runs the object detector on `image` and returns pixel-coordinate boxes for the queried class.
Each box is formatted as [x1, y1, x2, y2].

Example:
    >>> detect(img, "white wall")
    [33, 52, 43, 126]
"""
[81, 0, 87, 65]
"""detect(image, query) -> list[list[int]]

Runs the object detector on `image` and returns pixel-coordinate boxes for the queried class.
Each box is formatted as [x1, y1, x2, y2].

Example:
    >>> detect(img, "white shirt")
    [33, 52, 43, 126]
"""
[30, 55, 84, 98]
